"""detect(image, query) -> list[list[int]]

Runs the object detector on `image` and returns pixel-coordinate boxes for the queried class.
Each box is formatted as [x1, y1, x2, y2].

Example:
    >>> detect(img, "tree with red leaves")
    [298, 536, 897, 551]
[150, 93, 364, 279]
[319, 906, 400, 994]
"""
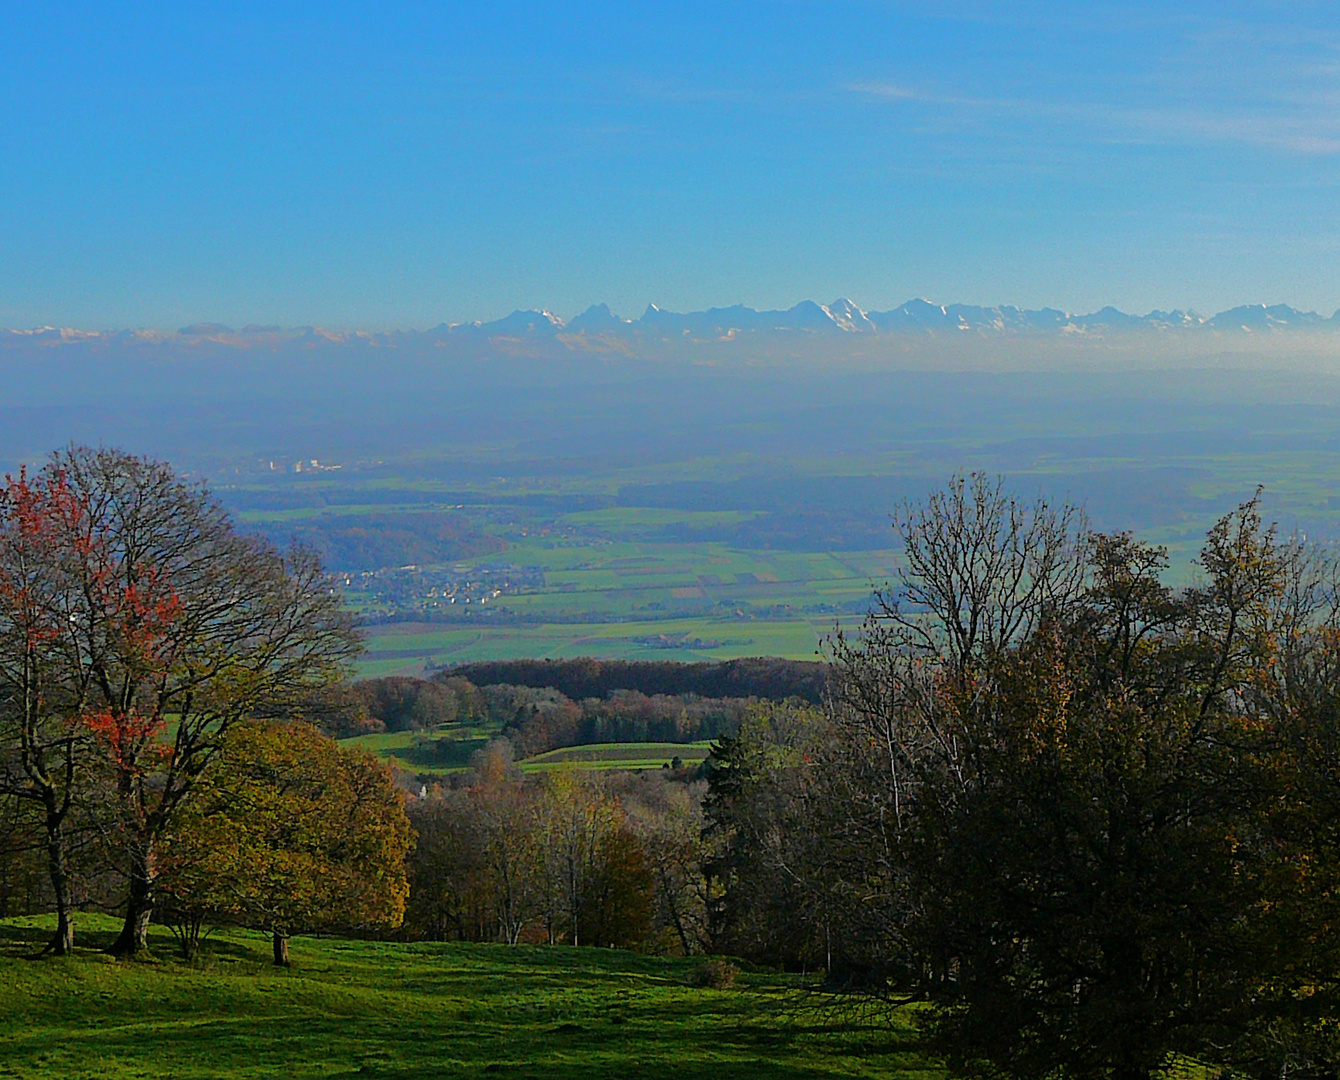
[0, 448, 361, 956]
[0, 467, 93, 954]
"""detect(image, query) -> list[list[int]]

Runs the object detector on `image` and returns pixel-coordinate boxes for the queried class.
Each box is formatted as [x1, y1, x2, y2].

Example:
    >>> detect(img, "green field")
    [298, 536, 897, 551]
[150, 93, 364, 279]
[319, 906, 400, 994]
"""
[345, 528, 889, 676]
[358, 613, 853, 677]
[217, 413, 1340, 679]
[339, 728, 715, 777]
[230, 486, 899, 677]
[522, 741, 713, 772]
[340, 726, 494, 775]
[0, 915, 937, 1079]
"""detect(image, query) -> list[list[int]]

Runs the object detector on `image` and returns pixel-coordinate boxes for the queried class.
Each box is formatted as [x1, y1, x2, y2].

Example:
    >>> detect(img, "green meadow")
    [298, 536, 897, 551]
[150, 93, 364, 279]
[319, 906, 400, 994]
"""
[522, 741, 714, 772]
[357, 613, 853, 677]
[339, 727, 713, 776]
[265, 506, 896, 676]
[340, 726, 494, 775]
[357, 528, 890, 676]
[0, 916, 939, 1080]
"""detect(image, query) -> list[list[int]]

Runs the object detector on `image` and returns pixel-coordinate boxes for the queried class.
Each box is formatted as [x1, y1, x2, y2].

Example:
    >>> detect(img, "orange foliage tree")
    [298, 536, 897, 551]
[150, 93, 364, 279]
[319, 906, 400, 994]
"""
[158, 721, 412, 964]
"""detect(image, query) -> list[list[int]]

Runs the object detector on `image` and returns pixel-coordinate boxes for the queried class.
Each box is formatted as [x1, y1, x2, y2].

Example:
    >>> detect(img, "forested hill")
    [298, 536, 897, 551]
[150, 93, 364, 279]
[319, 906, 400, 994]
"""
[441, 657, 827, 704]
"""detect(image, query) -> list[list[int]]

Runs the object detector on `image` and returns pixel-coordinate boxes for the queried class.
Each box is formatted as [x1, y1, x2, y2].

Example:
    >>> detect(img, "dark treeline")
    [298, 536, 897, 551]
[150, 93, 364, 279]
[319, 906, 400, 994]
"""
[247, 510, 505, 573]
[331, 674, 752, 757]
[703, 474, 1340, 1080]
[501, 690, 750, 758]
[336, 676, 487, 735]
[443, 657, 828, 705]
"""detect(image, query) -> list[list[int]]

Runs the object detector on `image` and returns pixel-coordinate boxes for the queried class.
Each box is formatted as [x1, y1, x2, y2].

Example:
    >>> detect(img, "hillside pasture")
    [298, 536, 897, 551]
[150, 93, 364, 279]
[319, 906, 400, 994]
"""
[339, 727, 715, 776]
[521, 741, 714, 772]
[339, 726, 495, 775]
[357, 614, 850, 677]
[0, 915, 936, 1080]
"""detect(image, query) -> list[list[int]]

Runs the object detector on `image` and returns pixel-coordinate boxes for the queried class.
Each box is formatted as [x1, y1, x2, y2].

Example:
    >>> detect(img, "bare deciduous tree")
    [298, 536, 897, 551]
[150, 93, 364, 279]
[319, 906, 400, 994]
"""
[829, 471, 1089, 827]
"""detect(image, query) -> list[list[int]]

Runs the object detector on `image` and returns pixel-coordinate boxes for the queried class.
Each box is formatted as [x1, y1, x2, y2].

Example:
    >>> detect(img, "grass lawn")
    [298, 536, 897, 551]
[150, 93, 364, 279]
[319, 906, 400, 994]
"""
[340, 725, 498, 775]
[0, 915, 940, 1080]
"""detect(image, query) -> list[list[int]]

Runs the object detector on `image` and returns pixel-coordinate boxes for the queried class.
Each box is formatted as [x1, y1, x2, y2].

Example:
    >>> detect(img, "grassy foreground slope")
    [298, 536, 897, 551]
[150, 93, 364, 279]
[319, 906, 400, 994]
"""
[0, 916, 937, 1080]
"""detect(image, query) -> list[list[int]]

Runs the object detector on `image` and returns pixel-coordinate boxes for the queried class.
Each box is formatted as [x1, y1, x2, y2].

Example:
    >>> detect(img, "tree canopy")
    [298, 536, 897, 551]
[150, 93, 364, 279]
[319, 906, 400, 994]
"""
[708, 475, 1340, 1080]
[159, 720, 412, 964]
[0, 447, 361, 954]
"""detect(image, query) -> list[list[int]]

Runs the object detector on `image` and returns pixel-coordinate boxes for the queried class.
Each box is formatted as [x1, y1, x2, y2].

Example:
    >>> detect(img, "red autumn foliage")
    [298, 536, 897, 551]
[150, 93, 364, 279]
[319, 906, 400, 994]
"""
[2, 466, 184, 773]
[0, 468, 85, 649]
[82, 707, 171, 772]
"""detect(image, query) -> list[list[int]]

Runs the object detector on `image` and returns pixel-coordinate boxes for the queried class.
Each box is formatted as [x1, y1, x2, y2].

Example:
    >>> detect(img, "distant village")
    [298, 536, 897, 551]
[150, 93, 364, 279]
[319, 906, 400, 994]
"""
[332, 563, 546, 622]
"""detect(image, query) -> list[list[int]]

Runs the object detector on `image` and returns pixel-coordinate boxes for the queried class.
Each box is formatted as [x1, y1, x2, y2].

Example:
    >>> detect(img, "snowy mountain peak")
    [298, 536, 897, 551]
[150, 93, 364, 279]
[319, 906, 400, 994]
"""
[9, 299, 1340, 352]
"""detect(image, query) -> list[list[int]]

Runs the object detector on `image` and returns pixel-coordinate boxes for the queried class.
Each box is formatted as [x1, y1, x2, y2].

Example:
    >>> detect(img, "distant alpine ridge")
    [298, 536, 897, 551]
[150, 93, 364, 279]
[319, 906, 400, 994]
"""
[7, 299, 1340, 348]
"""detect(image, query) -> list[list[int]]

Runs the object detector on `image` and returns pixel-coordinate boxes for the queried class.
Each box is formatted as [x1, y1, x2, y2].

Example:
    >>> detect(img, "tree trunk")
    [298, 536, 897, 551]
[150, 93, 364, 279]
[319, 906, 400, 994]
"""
[272, 930, 290, 967]
[42, 814, 74, 956]
[658, 863, 692, 956]
[107, 863, 153, 957]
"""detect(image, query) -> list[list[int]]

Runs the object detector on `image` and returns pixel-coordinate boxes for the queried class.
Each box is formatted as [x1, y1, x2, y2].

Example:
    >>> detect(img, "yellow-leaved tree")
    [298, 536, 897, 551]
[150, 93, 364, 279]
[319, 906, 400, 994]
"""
[159, 720, 413, 964]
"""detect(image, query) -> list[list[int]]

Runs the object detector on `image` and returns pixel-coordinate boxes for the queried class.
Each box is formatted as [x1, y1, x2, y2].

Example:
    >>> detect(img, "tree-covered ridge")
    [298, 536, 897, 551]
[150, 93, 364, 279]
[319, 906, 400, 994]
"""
[444, 657, 827, 704]
[247, 510, 505, 573]
[332, 670, 809, 756]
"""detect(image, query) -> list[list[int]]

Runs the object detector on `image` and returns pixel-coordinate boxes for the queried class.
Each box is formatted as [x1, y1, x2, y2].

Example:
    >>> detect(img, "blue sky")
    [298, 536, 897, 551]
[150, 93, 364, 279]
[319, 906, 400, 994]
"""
[4, 1, 1340, 328]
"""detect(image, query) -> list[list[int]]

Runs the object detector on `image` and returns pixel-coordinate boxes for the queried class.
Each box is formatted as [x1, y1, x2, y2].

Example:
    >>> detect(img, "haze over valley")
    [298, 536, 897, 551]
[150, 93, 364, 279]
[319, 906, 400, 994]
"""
[8, 295, 1340, 672]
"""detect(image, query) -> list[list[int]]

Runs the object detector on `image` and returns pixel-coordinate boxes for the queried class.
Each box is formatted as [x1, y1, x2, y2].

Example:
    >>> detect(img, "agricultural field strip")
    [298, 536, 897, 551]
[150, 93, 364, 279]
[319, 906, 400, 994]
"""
[335, 541, 894, 626]
[526, 742, 714, 764]
[345, 729, 714, 775]
[360, 613, 838, 646]
[522, 758, 700, 772]
[481, 547, 896, 615]
[354, 614, 856, 674]
[344, 725, 497, 755]
[360, 615, 848, 653]
[343, 725, 715, 775]
[235, 496, 894, 583]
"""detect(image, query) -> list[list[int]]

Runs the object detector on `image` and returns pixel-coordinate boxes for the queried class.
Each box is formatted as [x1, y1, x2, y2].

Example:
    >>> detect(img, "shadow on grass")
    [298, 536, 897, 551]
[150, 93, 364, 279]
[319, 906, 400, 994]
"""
[0, 918, 121, 959]
[2, 1002, 911, 1080]
[400, 735, 488, 768]
[0, 918, 941, 1080]
[0, 921, 53, 949]
[0, 915, 278, 969]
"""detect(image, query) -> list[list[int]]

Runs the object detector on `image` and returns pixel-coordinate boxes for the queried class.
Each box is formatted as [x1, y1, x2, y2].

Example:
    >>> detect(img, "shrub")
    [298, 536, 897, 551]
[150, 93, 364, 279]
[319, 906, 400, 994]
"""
[691, 958, 739, 990]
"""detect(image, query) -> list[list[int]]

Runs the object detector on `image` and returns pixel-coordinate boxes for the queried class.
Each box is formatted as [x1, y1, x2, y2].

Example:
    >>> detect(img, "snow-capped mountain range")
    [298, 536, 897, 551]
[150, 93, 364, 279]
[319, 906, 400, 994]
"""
[6, 299, 1340, 348]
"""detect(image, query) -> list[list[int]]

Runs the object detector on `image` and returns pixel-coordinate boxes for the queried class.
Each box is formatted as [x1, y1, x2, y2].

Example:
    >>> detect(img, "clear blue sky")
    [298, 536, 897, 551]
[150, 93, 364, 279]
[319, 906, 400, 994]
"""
[4, 1, 1340, 329]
